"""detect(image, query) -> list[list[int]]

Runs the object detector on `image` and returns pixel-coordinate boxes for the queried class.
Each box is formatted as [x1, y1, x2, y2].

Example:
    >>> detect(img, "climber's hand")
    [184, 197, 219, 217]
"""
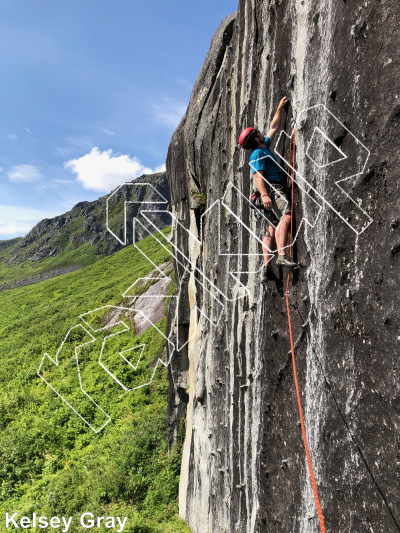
[262, 195, 272, 210]
[278, 96, 289, 109]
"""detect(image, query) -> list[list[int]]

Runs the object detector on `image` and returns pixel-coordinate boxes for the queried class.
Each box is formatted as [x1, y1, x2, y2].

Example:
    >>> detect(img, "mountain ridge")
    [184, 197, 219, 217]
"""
[0, 172, 170, 291]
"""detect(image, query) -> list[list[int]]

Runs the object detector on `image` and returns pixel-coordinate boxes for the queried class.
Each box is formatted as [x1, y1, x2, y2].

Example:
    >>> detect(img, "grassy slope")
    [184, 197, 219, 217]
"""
[0, 228, 190, 533]
[0, 242, 102, 286]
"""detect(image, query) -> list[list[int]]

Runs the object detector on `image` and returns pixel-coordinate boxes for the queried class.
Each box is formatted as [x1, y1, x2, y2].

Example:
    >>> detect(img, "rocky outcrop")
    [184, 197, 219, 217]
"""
[166, 2, 400, 532]
[0, 172, 170, 291]
[2, 172, 170, 265]
[0, 173, 171, 290]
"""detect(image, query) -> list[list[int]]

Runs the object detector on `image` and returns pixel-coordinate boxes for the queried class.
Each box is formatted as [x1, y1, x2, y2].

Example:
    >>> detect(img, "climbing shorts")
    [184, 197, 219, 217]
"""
[263, 184, 291, 226]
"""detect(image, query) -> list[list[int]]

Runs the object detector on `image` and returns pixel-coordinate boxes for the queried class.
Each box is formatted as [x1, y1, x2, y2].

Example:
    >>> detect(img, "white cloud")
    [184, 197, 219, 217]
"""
[53, 178, 75, 184]
[25, 127, 32, 134]
[7, 164, 43, 183]
[7, 134, 18, 142]
[0, 205, 58, 237]
[100, 127, 116, 136]
[151, 99, 187, 129]
[64, 147, 154, 192]
[31, 178, 76, 191]
[65, 135, 94, 150]
[154, 163, 166, 173]
[54, 146, 73, 158]
[54, 135, 95, 158]
[0, 222, 35, 236]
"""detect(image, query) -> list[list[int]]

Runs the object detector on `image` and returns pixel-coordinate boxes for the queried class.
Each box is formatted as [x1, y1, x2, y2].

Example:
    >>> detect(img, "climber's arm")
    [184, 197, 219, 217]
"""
[267, 96, 289, 142]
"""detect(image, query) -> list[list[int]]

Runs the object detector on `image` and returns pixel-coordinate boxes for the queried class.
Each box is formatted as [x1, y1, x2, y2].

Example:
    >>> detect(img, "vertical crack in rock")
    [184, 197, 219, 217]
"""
[295, 2, 336, 530]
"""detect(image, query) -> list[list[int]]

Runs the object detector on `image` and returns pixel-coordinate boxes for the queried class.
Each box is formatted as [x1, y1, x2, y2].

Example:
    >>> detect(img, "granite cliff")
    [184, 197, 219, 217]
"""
[166, 1, 400, 532]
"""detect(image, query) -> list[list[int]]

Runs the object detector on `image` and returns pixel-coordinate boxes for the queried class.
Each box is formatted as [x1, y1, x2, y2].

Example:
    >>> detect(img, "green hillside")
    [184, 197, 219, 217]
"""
[0, 227, 190, 533]
[0, 241, 102, 289]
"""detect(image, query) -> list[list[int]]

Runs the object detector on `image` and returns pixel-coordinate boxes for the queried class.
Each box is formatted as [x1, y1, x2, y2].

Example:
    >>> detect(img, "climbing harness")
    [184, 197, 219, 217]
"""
[249, 188, 263, 217]
[286, 130, 327, 533]
[249, 188, 272, 220]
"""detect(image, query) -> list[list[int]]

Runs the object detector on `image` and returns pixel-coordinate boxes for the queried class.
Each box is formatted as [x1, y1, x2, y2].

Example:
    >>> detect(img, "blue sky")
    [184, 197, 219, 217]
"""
[0, 0, 237, 239]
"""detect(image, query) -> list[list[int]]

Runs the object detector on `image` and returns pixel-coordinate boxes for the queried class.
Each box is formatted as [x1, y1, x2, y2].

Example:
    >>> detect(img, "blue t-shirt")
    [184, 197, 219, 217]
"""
[249, 136, 284, 186]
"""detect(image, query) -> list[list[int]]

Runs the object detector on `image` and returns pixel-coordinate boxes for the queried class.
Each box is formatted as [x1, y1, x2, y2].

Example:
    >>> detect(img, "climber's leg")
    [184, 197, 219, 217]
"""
[275, 213, 291, 253]
[272, 186, 299, 268]
[262, 224, 275, 267]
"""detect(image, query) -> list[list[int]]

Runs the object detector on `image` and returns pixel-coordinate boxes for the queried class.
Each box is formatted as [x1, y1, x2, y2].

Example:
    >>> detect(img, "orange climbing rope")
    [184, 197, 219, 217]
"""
[286, 130, 326, 533]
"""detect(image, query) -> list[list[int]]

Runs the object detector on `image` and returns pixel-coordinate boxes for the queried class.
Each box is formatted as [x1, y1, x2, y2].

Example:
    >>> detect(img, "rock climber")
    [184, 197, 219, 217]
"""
[238, 96, 299, 283]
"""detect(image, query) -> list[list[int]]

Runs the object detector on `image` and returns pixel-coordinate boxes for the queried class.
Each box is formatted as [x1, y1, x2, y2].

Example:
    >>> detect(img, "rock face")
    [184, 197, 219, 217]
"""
[166, 2, 400, 532]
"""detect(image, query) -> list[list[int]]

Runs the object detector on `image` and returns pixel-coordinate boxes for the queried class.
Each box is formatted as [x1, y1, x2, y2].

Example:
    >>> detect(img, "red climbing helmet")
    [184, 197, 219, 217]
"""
[238, 127, 257, 149]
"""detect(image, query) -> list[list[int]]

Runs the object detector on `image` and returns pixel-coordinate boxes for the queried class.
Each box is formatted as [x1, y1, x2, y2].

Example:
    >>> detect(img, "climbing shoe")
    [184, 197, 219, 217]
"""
[261, 265, 274, 287]
[276, 255, 299, 269]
